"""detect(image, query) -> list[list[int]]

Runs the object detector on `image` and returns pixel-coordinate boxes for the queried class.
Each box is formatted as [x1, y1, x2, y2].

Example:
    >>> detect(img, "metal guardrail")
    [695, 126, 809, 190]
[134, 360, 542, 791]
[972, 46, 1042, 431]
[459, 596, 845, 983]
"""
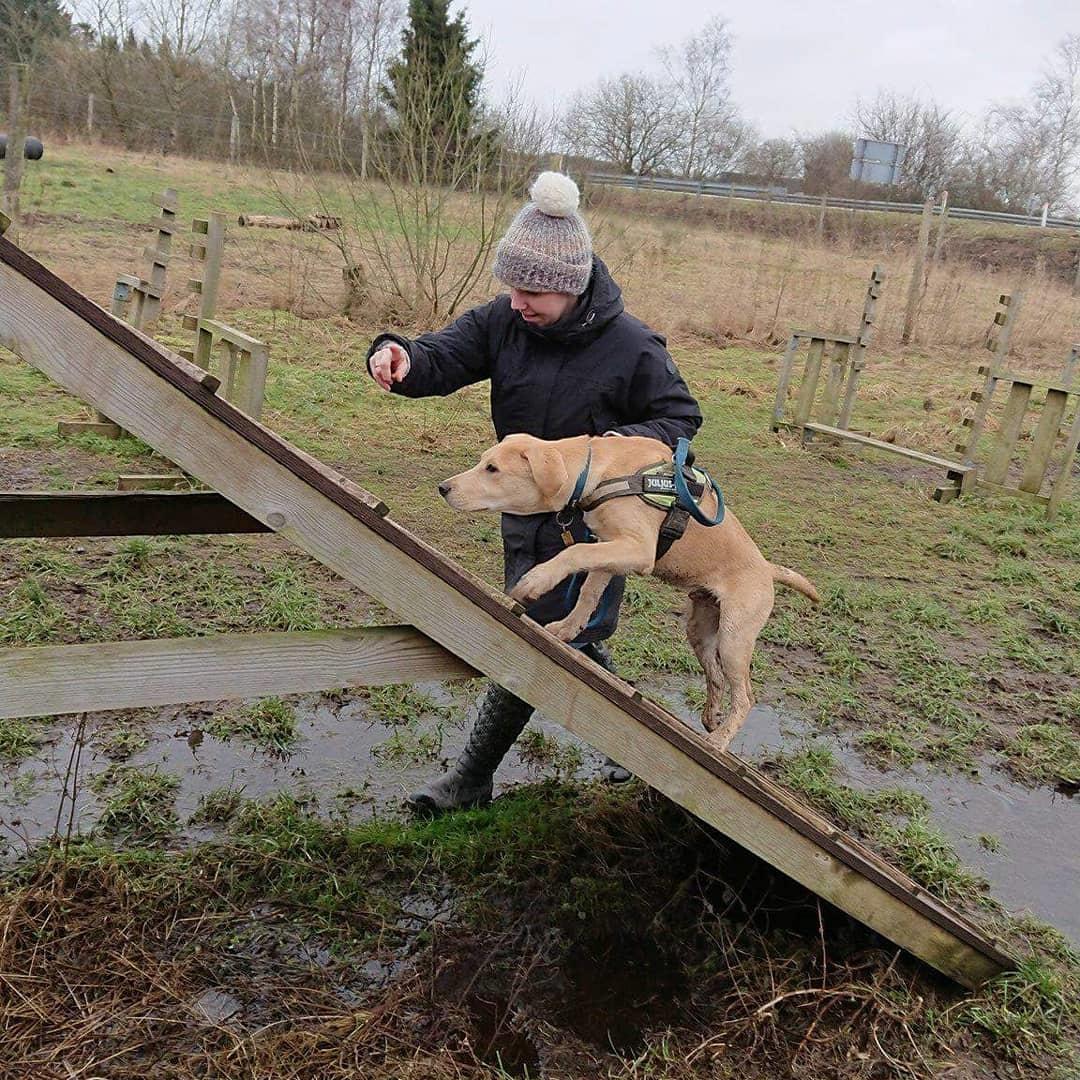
[585, 171, 1080, 231]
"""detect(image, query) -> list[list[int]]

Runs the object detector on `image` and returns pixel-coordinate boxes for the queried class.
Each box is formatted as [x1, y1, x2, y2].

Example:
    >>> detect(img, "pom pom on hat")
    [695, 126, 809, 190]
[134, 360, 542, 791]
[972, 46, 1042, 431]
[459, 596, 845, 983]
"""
[529, 171, 580, 218]
[493, 171, 593, 294]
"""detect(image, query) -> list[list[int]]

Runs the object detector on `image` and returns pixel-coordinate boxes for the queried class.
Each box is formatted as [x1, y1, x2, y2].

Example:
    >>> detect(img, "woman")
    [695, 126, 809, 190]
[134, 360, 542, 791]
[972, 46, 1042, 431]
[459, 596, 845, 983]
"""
[367, 172, 702, 814]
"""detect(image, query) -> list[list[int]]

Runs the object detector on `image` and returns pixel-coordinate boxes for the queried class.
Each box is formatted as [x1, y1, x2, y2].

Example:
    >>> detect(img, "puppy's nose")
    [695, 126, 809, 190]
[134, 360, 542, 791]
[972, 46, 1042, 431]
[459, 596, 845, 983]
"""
[437, 481, 451, 499]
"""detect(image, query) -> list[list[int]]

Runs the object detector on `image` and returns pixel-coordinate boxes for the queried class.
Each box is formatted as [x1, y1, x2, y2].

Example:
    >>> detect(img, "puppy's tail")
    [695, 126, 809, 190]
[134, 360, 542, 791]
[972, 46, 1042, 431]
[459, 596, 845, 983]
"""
[770, 564, 821, 603]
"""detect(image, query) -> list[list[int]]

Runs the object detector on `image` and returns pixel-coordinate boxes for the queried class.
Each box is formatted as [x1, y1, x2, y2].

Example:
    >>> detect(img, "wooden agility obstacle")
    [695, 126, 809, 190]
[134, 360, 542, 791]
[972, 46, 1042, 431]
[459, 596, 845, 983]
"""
[180, 211, 270, 420]
[57, 190, 178, 439]
[938, 352, 1080, 519]
[0, 233, 1014, 990]
[774, 266, 977, 496]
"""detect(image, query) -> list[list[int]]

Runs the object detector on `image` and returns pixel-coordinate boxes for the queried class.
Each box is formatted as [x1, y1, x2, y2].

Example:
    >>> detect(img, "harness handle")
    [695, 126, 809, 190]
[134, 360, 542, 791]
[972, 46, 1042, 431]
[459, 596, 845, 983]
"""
[673, 438, 725, 527]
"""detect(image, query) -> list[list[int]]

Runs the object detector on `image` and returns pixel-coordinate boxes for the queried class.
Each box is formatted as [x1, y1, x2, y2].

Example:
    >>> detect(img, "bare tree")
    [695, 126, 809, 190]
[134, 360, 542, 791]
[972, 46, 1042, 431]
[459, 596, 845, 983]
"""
[742, 136, 800, 187]
[798, 130, 854, 194]
[657, 16, 737, 178]
[852, 90, 962, 196]
[563, 72, 681, 175]
[142, 0, 222, 151]
[980, 34, 1080, 212]
[1032, 34, 1080, 207]
[288, 50, 550, 323]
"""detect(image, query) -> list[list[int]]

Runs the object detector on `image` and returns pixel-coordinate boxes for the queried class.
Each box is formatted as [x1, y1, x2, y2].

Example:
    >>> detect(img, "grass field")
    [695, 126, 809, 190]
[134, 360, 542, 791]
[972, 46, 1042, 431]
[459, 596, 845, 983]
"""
[1, 142, 1078, 1078]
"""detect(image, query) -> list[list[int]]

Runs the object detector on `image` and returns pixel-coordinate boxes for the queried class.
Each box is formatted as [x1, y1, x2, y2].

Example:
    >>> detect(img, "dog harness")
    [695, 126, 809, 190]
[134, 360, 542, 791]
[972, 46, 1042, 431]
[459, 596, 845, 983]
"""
[559, 438, 725, 559]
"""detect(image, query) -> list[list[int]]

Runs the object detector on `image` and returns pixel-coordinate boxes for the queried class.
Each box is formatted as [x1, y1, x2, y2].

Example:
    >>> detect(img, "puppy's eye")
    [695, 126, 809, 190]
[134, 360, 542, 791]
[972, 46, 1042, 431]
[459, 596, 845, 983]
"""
[485, 463, 499, 473]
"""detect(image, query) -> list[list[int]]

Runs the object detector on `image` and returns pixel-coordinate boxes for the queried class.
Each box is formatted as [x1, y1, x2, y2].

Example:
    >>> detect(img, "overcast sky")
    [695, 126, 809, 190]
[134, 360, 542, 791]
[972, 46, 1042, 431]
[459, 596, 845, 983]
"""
[465, 0, 1075, 141]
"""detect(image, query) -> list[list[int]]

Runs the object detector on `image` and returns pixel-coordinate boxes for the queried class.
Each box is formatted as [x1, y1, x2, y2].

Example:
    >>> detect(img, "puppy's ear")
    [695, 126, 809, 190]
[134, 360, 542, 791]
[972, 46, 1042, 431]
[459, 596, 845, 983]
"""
[521, 444, 569, 502]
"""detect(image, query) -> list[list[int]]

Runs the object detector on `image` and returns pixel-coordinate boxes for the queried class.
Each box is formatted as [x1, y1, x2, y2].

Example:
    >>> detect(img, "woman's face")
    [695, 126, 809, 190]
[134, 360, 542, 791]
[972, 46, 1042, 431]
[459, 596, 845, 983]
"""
[508, 288, 577, 327]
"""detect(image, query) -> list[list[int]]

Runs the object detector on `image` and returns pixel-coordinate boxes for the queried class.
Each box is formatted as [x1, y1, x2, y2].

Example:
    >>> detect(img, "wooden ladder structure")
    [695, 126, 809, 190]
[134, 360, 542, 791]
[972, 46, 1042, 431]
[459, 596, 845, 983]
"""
[0, 233, 1013, 990]
[774, 267, 976, 495]
[939, 350, 1080, 519]
[180, 211, 269, 420]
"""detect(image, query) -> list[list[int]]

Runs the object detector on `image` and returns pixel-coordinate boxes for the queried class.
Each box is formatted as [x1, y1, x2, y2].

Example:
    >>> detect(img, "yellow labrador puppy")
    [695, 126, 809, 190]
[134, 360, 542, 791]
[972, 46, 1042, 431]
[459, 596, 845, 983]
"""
[439, 433, 819, 750]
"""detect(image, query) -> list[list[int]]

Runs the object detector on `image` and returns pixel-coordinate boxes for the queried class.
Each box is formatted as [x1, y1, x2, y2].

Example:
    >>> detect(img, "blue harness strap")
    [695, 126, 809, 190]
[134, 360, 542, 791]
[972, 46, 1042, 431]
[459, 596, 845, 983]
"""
[673, 438, 724, 526]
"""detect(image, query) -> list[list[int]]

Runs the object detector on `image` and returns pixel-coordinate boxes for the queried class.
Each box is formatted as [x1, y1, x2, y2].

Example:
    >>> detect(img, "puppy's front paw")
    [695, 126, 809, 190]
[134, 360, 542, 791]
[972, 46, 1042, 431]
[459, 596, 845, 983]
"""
[544, 616, 582, 642]
[510, 566, 555, 602]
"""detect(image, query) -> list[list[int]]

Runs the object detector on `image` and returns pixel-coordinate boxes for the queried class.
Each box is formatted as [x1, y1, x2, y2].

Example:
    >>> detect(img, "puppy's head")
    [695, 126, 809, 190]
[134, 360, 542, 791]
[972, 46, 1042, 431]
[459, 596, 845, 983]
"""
[438, 434, 570, 513]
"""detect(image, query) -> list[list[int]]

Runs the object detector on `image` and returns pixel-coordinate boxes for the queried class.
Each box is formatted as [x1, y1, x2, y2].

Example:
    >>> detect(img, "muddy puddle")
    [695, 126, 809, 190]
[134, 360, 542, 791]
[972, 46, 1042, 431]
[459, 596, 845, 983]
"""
[3, 675, 1077, 946]
[647, 677, 1080, 946]
[0, 681, 606, 851]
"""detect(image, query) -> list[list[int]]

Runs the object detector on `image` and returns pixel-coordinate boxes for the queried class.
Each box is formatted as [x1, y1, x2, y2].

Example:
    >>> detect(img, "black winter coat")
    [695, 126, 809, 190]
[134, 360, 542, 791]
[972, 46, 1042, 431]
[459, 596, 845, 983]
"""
[368, 257, 702, 642]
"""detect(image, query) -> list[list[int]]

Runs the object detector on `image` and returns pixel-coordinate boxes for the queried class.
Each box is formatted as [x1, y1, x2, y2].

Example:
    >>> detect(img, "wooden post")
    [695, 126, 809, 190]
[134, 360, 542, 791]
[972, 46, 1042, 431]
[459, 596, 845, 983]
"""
[816, 193, 827, 243]
[87, 92, 95, 137]
[132, 189, 178, 331]
[772, 333, 801, 430]
[932, 190, 949, 268]
[187, 210, 227, 369]
[793, 337, 826, 427]
[2, 63, 29, 242]
[1063, 345, 1079, 387]
[837, 265, 884, 430]
[901, 198, 934, 345]
[958, 293, 1019, 464]
[229, 113, 240, 164]
[1047, 408, 1080, 521]
[199, 211, 227, 322]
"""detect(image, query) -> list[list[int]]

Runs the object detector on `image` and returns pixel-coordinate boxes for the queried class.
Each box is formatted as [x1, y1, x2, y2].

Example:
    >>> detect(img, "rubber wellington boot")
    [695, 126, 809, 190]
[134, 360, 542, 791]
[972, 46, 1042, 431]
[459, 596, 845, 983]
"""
[406, 683, 534, 816]
[580, 642, 633, 784]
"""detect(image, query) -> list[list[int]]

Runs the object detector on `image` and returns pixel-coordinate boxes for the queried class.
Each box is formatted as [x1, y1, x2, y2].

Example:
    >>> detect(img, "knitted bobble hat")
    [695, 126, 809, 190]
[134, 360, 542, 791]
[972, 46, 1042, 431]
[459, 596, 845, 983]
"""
[493, 172, 593, 295]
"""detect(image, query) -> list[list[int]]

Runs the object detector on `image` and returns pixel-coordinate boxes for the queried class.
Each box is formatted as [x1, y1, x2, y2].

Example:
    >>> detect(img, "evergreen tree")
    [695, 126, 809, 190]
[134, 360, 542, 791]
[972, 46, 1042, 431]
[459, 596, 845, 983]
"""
[0, 0, 70, 64]
[384, 0, 483, 173]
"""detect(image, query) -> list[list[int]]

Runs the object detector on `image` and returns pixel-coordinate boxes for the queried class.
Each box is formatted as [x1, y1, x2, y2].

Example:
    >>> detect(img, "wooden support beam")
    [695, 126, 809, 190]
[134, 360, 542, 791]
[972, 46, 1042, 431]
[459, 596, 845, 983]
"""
[0, 491, 269, 537]
[0, 626, 476, 718]
[800, 423, 975, 474]
[0, 235, 1012, 989]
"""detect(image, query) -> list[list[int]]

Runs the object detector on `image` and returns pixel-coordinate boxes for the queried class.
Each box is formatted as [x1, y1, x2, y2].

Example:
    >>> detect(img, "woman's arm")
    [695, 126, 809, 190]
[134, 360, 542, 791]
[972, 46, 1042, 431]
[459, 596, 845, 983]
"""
[610, 337, 703, 446]
[367, 301, 496, 398]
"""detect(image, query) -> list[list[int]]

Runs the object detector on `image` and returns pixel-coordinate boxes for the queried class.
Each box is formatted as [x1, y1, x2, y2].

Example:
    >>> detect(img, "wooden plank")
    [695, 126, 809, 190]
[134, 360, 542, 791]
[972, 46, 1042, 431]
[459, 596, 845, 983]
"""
[974, 479, 1049, 507]
[198, 211, 227, 323]
[201, 318, 265, 353]
[0, 236, 1011, 988]
[1020, 389, 1069, 493]
[838, 266, 884, 430]
[802, 424, 974, 473]
[58, 419, 122, 439]
[790, 330, 857, 345]
[1048, 408, 1080, 521]
[793, 337, 825, 426]
[117, 474, 190, 491]
[0, 491, 269, 537]
[819, 341, 851, 427]
[984, 381, 1033, 485]
[771, 333, 800, 429]
[0, 626, 476, 718]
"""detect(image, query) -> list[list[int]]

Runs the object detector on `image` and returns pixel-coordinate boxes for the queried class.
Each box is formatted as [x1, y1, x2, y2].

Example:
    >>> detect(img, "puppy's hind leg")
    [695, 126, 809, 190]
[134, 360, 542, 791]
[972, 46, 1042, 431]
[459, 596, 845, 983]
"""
[707, 596, 771, 752]
[684, 590, 726, 736]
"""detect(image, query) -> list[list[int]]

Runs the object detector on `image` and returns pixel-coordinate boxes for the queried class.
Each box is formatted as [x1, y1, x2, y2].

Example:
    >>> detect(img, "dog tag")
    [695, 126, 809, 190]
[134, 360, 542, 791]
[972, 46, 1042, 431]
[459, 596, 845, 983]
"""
[561, 528, 576, 547]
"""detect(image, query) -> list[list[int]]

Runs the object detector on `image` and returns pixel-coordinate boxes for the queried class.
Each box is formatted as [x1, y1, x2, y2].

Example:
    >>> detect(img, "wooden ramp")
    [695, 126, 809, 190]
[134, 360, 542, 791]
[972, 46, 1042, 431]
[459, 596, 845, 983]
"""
[0, 236, 1013, 989]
